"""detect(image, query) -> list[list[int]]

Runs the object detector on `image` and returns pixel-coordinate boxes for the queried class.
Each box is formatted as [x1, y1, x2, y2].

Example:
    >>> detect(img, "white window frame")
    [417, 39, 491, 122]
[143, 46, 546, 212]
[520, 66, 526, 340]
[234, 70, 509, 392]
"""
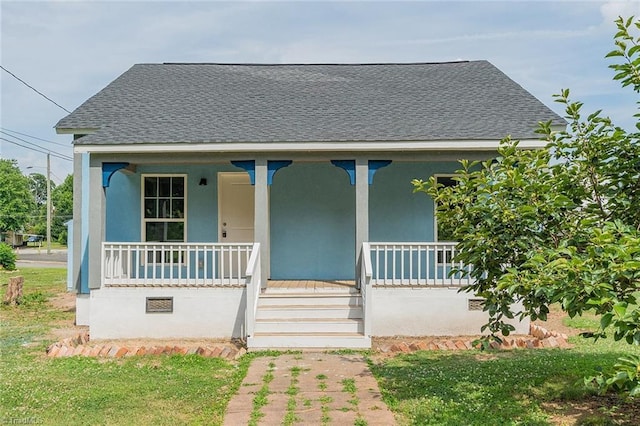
[141, 174, 188, 243]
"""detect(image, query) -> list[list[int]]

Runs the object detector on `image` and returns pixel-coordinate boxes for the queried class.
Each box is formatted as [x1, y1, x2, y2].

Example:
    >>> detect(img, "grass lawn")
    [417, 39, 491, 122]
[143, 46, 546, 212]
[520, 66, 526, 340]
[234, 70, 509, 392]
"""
[0, 268, 250, 425]
[371, 310, 640, 425]
[3, 267, 640, 425]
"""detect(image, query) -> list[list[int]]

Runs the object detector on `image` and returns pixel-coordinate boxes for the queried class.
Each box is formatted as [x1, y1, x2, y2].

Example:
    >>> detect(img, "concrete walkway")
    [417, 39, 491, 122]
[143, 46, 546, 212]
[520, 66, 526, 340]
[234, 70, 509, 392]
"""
[224, 353, 396, 425]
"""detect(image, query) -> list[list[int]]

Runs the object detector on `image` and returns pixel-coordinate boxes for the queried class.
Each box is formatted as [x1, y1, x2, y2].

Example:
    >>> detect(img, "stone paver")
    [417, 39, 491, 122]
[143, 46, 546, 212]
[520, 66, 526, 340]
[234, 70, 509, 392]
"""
[223, 353, 397, 426]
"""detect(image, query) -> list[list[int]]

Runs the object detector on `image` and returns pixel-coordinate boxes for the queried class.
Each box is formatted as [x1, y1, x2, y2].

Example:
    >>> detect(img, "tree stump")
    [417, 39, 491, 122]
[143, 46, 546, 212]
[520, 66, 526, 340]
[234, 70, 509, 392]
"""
[3, 276, 24, 305]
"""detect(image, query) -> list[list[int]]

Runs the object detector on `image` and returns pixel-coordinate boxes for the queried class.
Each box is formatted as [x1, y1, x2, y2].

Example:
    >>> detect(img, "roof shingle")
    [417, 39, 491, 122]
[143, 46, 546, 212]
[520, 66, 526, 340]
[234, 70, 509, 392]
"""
[56, 61, 564, 144]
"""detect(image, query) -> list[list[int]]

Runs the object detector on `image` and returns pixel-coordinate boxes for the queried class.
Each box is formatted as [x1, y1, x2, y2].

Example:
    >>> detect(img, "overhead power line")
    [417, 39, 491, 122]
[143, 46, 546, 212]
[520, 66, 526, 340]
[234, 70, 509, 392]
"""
[0, 132, 72, 161]
[0, 130, 72, 160]
[1, 127, 70, 148]
[1, 65, 72, 113]
[0, 137, 72, 162]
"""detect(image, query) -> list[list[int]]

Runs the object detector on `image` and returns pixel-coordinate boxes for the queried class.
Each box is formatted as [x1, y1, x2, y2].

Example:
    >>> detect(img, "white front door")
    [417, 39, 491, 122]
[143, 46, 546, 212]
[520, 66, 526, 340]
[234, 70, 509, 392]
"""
[218, 172, 255, 243]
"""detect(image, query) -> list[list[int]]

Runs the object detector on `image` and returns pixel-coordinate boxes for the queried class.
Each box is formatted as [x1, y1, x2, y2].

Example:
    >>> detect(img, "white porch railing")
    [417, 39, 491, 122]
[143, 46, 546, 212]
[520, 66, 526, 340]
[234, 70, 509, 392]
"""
[367, 242, 474, 287]
[358, 243, 373, 339]
[244, 243, 261, 339]
[102, 242, 255, 287]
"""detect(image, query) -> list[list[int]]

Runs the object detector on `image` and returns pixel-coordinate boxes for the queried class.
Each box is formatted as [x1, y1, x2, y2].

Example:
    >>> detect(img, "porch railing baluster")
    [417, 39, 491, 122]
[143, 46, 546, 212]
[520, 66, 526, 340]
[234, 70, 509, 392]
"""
[102, 242, 255, 288]
[367, 242, 474, 287]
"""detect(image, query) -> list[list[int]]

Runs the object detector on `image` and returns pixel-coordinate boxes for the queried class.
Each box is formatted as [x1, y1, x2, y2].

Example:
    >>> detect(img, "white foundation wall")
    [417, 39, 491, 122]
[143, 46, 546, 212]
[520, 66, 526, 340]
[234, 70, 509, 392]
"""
[75, 294, 90, 326]
[371, 287, 529, 336]
[88, 287, 246, 339]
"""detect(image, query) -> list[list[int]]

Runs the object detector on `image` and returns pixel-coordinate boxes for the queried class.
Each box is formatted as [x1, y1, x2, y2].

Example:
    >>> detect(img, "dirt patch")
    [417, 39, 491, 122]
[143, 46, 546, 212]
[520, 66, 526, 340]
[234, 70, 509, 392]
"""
[543, 394, 640, 425]
[49, 291, 75, 312]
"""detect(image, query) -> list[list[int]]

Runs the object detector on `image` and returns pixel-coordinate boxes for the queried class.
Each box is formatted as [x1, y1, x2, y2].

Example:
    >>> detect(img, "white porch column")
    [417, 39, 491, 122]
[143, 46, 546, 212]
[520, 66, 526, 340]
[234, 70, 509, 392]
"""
[355, 158, 369, 279]
[87, 156, 106, 289]
[254, 159, 270, 286]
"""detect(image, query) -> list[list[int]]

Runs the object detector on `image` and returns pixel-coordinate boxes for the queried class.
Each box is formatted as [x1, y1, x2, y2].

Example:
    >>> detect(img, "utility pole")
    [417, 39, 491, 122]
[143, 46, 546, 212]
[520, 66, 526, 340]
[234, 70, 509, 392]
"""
[46, 152, 51, 255]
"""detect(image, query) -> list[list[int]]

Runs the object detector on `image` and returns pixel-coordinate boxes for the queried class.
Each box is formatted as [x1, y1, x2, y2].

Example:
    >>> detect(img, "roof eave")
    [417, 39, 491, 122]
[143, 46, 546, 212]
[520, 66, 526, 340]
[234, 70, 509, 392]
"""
[56, 127, 99, 135]
[72, 139, 548, 154]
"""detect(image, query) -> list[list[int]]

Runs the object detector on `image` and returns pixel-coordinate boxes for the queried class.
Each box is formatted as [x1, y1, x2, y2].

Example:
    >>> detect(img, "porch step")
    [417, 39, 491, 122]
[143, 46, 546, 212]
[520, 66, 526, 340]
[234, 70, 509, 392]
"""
[248, 333, 371, 350]
[248, 290, 370, 350]
[254, 318, 364, 334]
[256, 304, 363, 320]
[258, 293, 361, 307]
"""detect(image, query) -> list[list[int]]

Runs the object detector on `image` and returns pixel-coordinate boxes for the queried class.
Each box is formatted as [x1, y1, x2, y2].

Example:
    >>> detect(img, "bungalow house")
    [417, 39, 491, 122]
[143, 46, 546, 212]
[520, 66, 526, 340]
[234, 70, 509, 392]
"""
[56, 61, 564, 349]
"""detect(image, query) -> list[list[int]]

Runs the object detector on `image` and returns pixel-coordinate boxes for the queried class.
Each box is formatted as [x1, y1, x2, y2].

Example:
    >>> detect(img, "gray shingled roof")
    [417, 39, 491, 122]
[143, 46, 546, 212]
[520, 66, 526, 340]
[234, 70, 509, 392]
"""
[56, 61, 564, 145]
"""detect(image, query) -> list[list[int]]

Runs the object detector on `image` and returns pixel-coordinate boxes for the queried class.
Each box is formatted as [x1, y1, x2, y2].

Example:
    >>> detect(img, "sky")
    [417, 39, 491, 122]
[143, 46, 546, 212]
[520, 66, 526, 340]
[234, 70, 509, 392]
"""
[1, 0, 639, 183]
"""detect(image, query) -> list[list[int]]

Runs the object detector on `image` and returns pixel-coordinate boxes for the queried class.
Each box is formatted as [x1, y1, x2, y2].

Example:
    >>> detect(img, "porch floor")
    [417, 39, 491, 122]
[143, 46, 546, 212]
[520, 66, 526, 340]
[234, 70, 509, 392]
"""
[266, 280, 356, 290]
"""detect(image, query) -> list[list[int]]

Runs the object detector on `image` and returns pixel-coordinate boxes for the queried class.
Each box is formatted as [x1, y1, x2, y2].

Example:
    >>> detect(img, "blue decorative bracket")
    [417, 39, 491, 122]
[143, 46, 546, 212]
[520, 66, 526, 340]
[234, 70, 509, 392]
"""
[368, 160, 392, 184]
[102, 162, 130, 188]
[268, 160, 292, 185]
[232, 160, 292, 185]
[231, 160, 256, 185]
[331, 160, 356, 185]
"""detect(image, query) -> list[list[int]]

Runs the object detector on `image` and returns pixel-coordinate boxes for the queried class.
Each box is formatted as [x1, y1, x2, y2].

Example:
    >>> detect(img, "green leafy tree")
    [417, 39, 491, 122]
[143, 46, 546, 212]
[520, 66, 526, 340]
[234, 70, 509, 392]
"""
[26, 172, 51, 236]
[51, 174, 73, 243]
[29, 172, 49, 206]
[0, 159, 34, 234]
[413, 16, 640, 395]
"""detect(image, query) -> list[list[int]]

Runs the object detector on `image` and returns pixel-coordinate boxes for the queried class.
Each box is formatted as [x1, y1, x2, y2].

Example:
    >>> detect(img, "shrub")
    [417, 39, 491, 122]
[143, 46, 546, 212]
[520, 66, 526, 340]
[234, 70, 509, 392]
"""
[0, 242, 17, 270]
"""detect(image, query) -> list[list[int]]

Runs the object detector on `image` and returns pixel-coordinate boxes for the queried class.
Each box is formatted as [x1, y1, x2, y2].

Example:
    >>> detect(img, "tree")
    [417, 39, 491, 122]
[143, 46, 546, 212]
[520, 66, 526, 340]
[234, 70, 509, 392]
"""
[51, 174, 73, 243]
[28, 172, 49, 206]
[413, 16, 640, 395]
[26, 172, 52, 237]
[0, 159, 34, 233]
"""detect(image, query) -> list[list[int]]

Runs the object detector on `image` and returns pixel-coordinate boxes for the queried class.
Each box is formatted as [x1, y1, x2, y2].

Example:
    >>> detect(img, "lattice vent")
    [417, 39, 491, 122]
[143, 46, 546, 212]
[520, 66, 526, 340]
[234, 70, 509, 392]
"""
[146, 297, 173, 313]
[468, 299, 485, 311]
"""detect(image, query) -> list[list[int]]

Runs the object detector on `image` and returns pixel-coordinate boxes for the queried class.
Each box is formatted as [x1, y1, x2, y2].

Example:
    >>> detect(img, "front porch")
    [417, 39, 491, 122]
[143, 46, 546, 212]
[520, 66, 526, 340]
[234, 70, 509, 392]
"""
[78, 241, 525, 349]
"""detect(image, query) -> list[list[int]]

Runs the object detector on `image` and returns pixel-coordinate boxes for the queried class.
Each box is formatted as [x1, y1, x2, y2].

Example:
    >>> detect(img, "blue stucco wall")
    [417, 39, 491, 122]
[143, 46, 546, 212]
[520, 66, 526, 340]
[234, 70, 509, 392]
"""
[369, 161, 460, 242]
[270, 162, 356, 280]
[105, 164, 238, 243]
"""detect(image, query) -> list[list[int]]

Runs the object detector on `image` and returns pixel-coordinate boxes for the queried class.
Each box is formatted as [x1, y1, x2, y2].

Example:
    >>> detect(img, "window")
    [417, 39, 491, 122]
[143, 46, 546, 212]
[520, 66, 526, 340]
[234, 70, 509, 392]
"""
[434, 175, 457, 242]
[142, 175, 186, 242]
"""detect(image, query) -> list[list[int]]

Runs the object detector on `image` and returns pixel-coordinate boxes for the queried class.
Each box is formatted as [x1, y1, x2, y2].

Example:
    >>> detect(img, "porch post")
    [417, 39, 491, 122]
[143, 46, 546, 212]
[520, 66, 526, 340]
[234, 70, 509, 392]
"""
[72, 153, 83, 293]
[355, 158, 369, 280]
[87, 156, 106, 290]
[254, 159, 270, 286]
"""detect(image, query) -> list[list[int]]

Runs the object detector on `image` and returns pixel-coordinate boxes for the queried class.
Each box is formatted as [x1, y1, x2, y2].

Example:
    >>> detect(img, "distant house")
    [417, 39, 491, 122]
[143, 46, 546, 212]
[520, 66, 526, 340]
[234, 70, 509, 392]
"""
[56, 61, 564, 349]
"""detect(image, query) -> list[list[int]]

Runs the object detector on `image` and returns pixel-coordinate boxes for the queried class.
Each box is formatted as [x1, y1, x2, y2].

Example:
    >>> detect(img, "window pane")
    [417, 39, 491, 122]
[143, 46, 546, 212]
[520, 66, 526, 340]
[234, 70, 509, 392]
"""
[144, 199, 157, 218]
[437, 176, 456, 188]
[145, 222, 164, 242]
[166, 223, 184, 241]
[145, 222, 184, 242]
[172, 177, 184, 197]
[158, 199, 171, 218]
[144, 177, 157, 197]
[172, 200, 184, 218]
[437, 225, 456, 242]
[435, 176, 457, 241]
[158, 177, 171, 197]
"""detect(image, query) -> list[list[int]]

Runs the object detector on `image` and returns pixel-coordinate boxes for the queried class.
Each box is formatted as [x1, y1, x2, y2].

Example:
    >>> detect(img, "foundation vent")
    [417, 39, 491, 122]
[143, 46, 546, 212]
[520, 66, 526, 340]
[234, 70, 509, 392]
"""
[468, 298, 484, 311]
[146, 297, 173, 313]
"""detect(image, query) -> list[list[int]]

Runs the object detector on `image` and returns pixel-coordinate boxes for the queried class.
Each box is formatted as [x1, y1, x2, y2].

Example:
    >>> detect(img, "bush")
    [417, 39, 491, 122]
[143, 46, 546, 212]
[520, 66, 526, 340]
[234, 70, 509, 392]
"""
[0, 242, 17, 270]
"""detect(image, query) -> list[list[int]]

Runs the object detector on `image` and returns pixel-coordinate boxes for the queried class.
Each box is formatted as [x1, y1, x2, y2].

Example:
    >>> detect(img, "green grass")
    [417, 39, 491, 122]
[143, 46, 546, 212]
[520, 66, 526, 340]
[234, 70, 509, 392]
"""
[371, 321, 640, 425]
[6, 268, 640, 425]
[248, 362, 275, 425]
[0, 267, 250, 425]
[563, 311, 601, 331]
[283, 366, 302, 426]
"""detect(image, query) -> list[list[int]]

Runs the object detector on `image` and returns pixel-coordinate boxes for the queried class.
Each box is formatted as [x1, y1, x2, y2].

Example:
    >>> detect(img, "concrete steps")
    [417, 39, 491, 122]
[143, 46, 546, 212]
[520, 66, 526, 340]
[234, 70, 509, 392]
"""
[247, 288, 371, 350]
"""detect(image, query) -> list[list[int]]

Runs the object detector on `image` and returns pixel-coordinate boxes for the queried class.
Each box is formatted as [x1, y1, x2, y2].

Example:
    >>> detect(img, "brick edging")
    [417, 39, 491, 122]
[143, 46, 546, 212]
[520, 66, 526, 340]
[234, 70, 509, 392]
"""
[47, 324, 570, 358]
[374, 324, 571, 354]
[46, 332, 246, 360]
